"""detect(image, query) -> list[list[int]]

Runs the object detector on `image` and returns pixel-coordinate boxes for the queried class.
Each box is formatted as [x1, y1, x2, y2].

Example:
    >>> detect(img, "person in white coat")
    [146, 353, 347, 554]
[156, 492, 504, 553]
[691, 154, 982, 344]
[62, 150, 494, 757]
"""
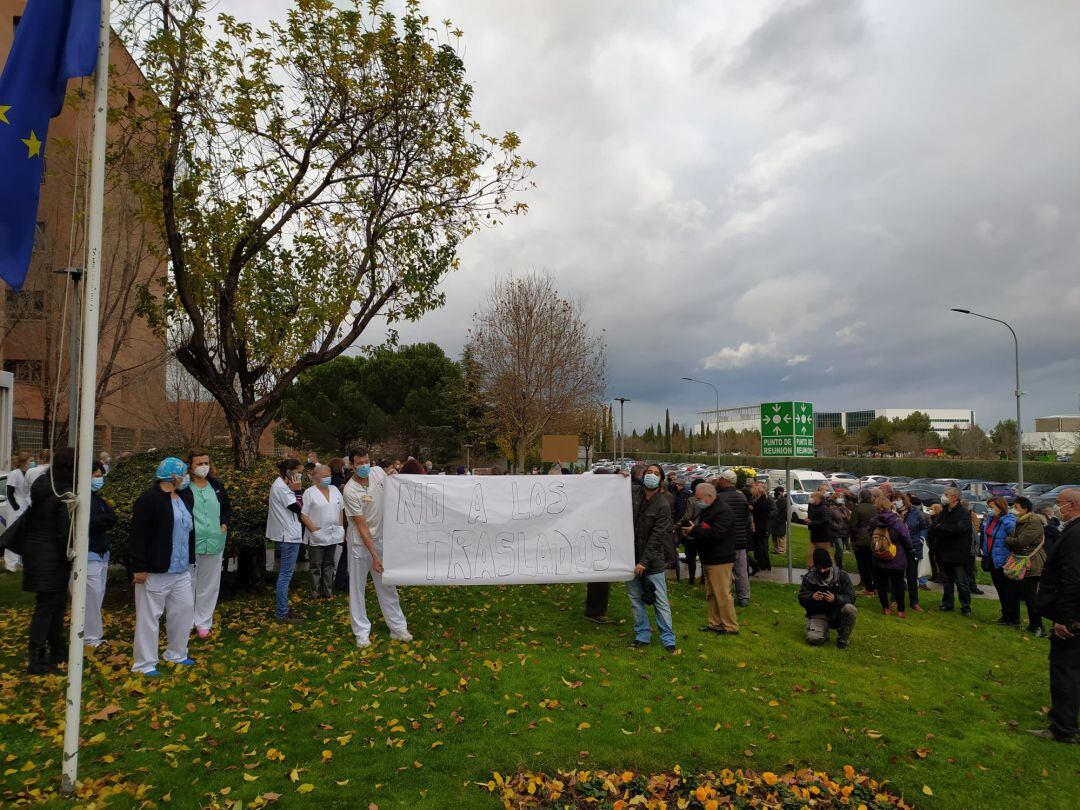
[266, 458, 316, 624]
[3, 451, 33, 572]
[342, 447, 411, 647]
[301, 464, 345, 598]
[129, 457, 197, 676]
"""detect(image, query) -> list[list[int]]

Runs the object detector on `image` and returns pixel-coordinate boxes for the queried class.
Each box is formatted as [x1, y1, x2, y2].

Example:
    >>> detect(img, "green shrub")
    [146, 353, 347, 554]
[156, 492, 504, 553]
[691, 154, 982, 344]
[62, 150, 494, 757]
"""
[644, 453, 1080, 485]
[101, 448, 279, 569]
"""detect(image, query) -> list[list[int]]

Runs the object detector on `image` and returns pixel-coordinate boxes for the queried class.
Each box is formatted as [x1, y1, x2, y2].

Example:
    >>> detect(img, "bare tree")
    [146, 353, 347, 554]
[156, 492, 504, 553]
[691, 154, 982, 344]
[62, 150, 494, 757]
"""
[467, 272, 605, 471]
[163, 360, 223, 448]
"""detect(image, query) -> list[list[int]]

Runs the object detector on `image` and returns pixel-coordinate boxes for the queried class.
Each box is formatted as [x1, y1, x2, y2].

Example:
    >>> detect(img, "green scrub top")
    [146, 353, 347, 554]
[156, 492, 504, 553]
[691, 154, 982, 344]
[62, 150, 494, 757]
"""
[192, 481, 226, 555]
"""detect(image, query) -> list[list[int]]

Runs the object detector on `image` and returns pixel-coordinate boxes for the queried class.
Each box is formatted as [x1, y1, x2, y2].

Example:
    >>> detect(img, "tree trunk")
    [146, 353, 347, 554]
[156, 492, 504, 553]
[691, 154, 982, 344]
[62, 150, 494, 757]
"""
[227, 412, 266, 469]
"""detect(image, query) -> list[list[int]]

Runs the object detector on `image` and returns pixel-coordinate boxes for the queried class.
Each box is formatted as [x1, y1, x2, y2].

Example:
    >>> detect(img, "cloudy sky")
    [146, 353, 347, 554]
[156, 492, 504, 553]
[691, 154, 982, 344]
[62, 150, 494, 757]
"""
[223, 0, 1080, 433]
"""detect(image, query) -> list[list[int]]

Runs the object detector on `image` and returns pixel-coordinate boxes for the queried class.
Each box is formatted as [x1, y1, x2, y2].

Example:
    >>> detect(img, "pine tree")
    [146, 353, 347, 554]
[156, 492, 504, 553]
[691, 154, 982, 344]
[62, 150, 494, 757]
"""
[664, 409, 671, 453]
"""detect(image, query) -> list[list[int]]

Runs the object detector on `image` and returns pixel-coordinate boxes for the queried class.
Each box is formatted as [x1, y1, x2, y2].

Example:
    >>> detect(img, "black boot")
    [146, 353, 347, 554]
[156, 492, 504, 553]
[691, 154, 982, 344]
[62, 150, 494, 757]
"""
[47, 644, 67, 666]
[28, 644, 60, 676]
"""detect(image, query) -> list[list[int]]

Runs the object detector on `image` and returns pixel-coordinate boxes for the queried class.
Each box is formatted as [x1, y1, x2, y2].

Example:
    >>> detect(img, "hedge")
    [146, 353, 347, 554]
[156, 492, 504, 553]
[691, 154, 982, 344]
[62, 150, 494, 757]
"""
[639, 453, 1080, 485]
[100, 448, 279, 569]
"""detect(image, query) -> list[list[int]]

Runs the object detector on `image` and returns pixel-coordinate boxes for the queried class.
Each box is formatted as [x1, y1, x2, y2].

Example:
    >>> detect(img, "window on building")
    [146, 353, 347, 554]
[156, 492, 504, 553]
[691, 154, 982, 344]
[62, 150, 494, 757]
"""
[32, 221, 47, 253]
[3, 359, 42, 382]
[111, 427, 136, 454]
[93, 425, 106, 454]
[13, 418, 43, 453]
[5, 289, 46, 322]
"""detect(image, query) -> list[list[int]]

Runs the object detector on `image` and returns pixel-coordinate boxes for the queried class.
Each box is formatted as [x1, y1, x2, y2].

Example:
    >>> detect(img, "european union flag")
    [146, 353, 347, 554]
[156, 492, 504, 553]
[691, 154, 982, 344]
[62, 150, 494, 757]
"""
[0, 0, 100, 291]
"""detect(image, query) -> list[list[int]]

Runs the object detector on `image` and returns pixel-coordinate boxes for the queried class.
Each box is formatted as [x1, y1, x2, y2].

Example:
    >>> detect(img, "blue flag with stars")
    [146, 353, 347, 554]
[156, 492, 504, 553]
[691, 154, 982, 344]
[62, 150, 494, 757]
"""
[0, 0, 100, 291]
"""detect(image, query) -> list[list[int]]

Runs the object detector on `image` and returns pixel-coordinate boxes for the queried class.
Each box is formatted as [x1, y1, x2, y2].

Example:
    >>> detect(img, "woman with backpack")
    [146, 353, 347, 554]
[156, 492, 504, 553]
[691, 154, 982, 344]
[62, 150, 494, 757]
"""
[897, 493, 929, 612]
[867, 497, 913, 617]
[1004, 496, 1047, 637]
[981, 495, 1019, 626]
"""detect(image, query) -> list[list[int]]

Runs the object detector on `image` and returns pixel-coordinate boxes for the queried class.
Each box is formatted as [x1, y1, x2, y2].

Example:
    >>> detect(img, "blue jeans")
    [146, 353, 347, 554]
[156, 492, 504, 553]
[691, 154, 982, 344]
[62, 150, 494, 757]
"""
[276, 542, 301, 618]
[626, 573, 676, 647]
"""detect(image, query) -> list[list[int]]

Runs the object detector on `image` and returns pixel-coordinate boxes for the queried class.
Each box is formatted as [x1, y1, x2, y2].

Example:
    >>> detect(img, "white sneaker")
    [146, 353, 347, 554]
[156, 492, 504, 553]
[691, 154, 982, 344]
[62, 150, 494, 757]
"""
[390, 630, 413, 642]
[356, 636, 371, 648]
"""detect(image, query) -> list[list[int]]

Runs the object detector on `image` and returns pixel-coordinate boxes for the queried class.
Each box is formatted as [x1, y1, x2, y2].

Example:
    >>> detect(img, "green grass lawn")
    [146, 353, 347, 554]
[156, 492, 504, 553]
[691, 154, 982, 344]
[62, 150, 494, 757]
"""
[0, 562, 1074, 809]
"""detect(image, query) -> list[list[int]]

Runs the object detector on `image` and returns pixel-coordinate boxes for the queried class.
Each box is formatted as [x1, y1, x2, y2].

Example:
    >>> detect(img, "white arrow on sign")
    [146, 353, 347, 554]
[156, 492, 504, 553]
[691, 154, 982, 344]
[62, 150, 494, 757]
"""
[773, 426, 782, 434]
[773, 404, 781, 412]
[783, 414, 790, 423]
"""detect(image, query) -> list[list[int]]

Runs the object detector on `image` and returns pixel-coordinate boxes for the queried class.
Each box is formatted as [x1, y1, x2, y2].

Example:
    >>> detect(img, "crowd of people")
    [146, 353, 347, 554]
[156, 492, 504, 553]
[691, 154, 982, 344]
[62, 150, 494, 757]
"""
[2, 449, 1078, 744]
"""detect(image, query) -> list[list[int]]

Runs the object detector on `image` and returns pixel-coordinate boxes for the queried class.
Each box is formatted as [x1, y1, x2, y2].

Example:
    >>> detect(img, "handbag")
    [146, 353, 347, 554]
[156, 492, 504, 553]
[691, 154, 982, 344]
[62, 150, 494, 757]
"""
[0, 510, 28, 556]
[1003, 539, 1044, 581]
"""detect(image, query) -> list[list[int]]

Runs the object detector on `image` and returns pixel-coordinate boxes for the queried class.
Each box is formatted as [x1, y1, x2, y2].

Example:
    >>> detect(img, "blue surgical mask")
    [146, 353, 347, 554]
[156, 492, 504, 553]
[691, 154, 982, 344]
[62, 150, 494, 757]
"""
[356, 464, 371, 478]
[28, 461, 37, 468]
[90, 477, 105, 492]
[178, 474, 190, 490]
[321, 476, 332, 487]
[643, 473, 660, 489]
[696, 499, 708, 509]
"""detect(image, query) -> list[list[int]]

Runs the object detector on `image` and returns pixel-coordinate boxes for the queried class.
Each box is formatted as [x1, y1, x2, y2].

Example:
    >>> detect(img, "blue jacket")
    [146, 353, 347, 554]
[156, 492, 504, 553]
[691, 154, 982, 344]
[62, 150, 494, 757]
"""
[904, 508, 928, 559]
[981, 512, 1016, 569]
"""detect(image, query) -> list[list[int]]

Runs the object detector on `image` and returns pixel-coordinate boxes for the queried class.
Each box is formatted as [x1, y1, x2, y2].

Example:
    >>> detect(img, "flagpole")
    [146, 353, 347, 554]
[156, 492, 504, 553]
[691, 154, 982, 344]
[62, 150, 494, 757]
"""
[61, 0, 111, 795]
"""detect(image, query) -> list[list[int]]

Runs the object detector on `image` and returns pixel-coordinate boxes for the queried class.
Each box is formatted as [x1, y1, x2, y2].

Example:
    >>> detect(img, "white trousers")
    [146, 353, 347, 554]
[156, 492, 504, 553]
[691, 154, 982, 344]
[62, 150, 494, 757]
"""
[348, 544, 408, 642]
[192, 552, 224, 631]
[132, 571, 194, 673]
[84, 558, 109, 646]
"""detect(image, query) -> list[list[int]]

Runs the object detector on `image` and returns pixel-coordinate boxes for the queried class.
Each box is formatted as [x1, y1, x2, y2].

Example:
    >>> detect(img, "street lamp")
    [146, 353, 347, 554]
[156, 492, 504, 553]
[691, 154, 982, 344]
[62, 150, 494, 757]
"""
[614, 397, 631, 463]
[951, 308, 1024, 490]
[682, 377, 722, 471]
[463, 443, 472, 473]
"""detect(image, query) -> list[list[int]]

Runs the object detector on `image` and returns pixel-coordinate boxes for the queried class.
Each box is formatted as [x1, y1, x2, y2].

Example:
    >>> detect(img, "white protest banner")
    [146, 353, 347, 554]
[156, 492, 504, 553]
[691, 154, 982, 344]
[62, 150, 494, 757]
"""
[381, 475, 635, 586]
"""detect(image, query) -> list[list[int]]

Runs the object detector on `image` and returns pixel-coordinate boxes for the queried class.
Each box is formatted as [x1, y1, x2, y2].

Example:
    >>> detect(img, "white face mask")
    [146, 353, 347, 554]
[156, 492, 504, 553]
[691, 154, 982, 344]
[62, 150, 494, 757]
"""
[940, 495, 950, 505]
[193, 464, 210, 479]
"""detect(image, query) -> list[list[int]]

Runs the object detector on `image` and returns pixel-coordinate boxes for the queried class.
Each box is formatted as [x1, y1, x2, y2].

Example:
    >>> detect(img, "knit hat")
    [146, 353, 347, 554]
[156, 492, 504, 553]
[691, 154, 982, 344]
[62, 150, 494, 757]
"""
[155, 457, 188, 480]
[812, 548, 832, 568]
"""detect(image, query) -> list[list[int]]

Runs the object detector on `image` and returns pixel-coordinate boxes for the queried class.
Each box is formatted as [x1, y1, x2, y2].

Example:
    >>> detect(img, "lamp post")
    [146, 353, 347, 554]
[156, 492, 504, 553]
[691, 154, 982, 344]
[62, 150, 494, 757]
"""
[614, 397, 631, 463]
[463, 443, 472, 473]
[951, 308, 1024, 490]
[682, 377, 722, 471]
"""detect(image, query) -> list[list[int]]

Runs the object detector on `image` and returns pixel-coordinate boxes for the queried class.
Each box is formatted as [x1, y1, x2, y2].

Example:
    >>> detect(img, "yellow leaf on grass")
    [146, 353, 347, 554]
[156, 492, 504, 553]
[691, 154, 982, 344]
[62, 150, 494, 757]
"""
[762, 772, 778, 786]
[86, 732, 106, 745]
[244, 774, 258, 782]
[297, 783, 315, 794]
[577, 722, 590, 730]
[923, 785, 934, 796]
[322, 750, 333, 761]
[289, 769, 300, 783]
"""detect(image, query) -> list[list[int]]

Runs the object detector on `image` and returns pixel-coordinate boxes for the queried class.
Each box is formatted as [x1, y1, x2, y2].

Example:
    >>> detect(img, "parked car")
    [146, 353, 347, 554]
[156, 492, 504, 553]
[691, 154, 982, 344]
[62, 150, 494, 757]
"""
[898, 484, 947, 509]
[906, 478, 937, 487]
[1020, 483, 1055, 497]
[789, 491, 810, 523]
[860, 475, 889, 486]
[827, 472, 860, 487]
[1033, 485, 1080, 513]
[886, 476, 913, 485]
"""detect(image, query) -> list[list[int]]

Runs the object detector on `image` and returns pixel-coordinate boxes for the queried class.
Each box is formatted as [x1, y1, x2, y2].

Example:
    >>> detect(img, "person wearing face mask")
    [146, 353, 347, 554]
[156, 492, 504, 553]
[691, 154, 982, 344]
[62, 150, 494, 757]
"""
[897, 493, 928, 612]
[85, 461, 118, 649]
[685, 482, 737, 635]
[981, 496, 1020, 626]
[301, 464, 345, 599]
[1030, 488, 1080, 744]
[627, 463, 677, 651]
[930, 488, 973, 615]
[266, 458, 311, 625]
[798, 548, 857, 649]
[1005, 496, 1047, 637]
[186, 450, 231, 638]
[343, 448, 412, 646]
[866, 497, 913, 617]
[129, 457, 197, 675]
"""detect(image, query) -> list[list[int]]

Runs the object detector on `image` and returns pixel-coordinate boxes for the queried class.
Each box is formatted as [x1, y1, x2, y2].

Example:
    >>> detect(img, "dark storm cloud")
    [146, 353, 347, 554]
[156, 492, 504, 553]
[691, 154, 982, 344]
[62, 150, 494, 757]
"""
[219, 0, 1080, 435]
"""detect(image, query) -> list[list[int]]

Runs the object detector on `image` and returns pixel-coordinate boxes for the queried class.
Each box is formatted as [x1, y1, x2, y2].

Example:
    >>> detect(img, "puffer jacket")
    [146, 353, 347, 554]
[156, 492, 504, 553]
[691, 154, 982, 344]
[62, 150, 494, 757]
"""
[867, 510, 912, 571]
[714, 486, 751, 550]
[931, 502, 973, 565]
[981, 511, 1016, 570]
[632, 485, 673, 574]
[20, 476, 73, 593]
[902, 507, 928, 559]
[1005, 512, 1047, 577]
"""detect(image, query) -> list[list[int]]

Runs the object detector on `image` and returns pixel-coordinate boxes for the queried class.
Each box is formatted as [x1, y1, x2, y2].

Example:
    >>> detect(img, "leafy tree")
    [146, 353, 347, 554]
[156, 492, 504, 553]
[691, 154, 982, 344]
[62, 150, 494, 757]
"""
[275, 343, 465, 460]
[991, 419, 1019, 456]
[120, 0, 531, 466]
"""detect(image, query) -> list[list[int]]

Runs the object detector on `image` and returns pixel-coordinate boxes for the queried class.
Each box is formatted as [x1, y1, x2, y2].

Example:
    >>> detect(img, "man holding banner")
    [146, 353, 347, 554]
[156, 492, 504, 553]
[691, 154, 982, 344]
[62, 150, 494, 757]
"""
[627, 464, 678, 652]
[342, 448, 412, 647]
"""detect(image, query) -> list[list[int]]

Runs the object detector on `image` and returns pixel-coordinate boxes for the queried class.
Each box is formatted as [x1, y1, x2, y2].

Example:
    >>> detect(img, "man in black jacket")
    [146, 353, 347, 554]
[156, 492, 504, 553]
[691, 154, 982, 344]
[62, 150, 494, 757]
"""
[683, 482, 738, 635]
[716, 470, 752, 606]
[1030, 488, 1080, 744]
[798, 548, 857, 648]
[931, 488, 973, 617]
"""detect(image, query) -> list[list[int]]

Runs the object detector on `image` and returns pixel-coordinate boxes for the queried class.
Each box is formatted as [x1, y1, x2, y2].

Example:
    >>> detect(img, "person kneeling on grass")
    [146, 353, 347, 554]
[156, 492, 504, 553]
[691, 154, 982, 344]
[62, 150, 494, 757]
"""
[798, 548, 857, 649]
[130, 457, 197, 676]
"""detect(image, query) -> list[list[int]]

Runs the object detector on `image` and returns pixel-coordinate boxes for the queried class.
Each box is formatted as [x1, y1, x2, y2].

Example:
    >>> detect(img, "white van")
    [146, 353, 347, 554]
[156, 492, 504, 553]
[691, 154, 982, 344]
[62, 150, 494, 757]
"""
[767, 469, 829, 494]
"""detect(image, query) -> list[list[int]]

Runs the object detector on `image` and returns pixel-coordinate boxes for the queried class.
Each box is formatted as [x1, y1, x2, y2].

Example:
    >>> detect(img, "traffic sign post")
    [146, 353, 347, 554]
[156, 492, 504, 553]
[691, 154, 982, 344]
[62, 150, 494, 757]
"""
[760, 401, 815, 584]
[760, 401, 814, 458]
